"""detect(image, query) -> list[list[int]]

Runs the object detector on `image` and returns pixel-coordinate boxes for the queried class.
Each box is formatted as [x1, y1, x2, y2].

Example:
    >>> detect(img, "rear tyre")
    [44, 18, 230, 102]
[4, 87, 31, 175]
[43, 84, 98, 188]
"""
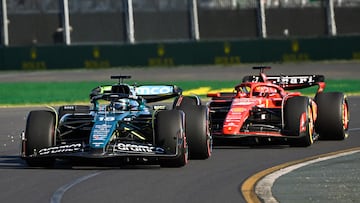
[24, 110, 56, 167]
[284, 96, 314, 147]
[173, 95, 200, 108]
[156, 110, 187, 167]
[175, 102, 211, 159]
[315, 92, 349, 140]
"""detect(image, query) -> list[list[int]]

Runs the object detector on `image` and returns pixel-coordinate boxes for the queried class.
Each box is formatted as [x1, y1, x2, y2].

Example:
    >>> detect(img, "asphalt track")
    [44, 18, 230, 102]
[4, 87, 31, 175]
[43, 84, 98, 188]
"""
[0, 62, 359, 203]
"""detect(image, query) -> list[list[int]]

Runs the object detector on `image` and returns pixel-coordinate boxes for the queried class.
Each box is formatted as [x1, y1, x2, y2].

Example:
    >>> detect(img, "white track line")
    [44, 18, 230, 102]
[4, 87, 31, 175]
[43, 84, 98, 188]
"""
[255, 150, 360, 203]
[50, 171, 103, 203]
[349, 128, 360, 132]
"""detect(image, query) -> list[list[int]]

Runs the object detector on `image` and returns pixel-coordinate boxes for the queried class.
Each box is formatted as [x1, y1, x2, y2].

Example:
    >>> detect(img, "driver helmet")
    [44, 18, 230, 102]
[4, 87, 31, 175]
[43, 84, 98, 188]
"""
[129, 100, 139, 110]
[253, 86, 265, 97]
[113, 98, 130, 111]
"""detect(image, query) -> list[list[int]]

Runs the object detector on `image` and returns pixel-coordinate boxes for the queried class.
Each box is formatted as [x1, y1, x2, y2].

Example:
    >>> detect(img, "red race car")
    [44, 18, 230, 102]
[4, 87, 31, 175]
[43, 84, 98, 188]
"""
[207, 66, 349, 147]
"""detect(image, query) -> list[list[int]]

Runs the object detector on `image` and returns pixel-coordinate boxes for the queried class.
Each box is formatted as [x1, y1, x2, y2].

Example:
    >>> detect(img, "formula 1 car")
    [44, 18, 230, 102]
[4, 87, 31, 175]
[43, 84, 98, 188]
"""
[207, 67, 349, 147]
[21, 75, 211, 168]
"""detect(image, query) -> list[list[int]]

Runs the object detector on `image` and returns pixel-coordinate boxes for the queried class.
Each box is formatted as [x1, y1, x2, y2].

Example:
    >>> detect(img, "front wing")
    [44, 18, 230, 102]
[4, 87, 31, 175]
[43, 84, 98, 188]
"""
[21, 139, 184, 162]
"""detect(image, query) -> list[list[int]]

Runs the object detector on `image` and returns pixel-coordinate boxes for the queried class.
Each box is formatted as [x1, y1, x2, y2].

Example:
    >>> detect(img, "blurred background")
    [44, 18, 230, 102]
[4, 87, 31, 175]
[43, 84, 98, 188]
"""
[0, 0, 359, 69]
[3, 0, 360, 45]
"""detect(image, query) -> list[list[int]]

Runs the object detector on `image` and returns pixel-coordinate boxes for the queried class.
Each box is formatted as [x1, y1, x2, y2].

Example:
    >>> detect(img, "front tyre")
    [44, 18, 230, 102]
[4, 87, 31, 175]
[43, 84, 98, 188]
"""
[284, 96, 314, 147]
[156, 110, 187, 167]
[174, 96, 211, 159]
[24, 110, 56, 167]
[180, 106, 211, 159]
[315, 92, 349, 140]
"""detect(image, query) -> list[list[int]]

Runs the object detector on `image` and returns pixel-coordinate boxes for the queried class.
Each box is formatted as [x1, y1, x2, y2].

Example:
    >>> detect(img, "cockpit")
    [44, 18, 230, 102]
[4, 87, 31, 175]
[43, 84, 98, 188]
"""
[109, 98, 140, 112]
[235, 83, 283, 98]
[252, 85, 281, 98]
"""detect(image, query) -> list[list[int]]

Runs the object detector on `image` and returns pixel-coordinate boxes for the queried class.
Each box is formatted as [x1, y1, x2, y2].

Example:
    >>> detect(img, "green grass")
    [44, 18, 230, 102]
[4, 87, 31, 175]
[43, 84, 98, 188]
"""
[0, 80, 359, 106]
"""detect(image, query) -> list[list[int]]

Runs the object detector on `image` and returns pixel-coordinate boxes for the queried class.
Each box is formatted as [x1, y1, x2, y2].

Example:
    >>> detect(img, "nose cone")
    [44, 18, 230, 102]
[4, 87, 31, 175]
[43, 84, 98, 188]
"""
[221, 98, 256, 135]
[222, 108, 249, 135]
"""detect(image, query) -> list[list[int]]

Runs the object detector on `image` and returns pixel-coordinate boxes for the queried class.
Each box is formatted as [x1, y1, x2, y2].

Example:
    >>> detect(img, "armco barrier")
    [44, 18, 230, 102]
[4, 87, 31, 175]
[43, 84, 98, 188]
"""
[0, 36, 359, 71]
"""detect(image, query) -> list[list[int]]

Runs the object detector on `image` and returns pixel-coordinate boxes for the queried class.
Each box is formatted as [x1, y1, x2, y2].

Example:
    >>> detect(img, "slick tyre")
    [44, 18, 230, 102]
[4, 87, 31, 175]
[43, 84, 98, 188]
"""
[156, 110, 187, 167]
[315, 92, 349, 140]
[175, 103, 211, 160]
[284, 96, 314, 147]
[24, 110, 56, 167]
[58, 105, 90, 119]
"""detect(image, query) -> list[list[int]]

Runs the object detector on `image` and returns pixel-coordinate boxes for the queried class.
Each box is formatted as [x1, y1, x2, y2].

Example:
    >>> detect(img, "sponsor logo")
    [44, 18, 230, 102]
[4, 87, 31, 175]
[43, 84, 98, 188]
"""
[233, 101, 253, 105]
[224, 122, 237, 126]
[98, 117, 115, 121]
[63, 105, 75, 110]
[136, 86, 173, 95]
[92, 135, 106, 141]
[92, 142, 103, 147]
[91, 124, 112, 144]
[94, 124, 112, 130]
[249, 75, 315, 84]
[153, 105, 167, 110]
[114, 143, 164, 154]
[38, 143, 82, 155]
[232, 108, 247, 113]
[267, 76, 315, 84]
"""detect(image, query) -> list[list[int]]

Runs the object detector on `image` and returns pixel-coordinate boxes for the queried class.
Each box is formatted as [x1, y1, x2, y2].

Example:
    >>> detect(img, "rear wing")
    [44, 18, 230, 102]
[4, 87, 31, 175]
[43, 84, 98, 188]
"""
[90, 84, 182, 103]
[242, 75, 325, 91]
[135, 85, 182, 102]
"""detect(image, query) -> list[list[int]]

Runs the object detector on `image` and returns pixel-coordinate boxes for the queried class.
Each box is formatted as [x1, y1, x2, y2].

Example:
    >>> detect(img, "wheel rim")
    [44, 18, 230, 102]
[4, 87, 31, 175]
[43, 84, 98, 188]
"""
[308, 106, 314, 144]
[342, 100, 349, 138]
[343, 101, 349, 130]
[184, 136, 189, 164]
[206, 115, 212, 157]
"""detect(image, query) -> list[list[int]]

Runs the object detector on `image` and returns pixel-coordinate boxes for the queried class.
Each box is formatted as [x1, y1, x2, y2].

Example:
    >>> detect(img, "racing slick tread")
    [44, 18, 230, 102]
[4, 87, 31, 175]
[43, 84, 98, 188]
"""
[284, 96, 313, 147]
[156, 110, 187, 167]
[177, 105, 211, 159]
[315, 92, 349, 140]
[24, 110, 56, 167]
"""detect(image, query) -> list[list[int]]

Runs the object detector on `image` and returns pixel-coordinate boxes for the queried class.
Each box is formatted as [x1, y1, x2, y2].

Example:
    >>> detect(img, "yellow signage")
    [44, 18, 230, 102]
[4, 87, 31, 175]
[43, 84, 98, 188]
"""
[93, 47, 100, 59]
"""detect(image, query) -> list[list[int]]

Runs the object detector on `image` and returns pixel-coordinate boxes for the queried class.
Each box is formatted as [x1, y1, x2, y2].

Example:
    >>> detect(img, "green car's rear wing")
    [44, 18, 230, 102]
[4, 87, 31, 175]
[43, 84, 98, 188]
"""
[135, 85, 182, 102]
[90, 75, 182, 103]
[90, 84, 182, 103]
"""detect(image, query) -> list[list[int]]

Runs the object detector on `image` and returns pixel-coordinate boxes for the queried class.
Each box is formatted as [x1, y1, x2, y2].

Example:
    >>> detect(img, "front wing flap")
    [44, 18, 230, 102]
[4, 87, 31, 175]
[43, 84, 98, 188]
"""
[22, 140, 183, 160]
